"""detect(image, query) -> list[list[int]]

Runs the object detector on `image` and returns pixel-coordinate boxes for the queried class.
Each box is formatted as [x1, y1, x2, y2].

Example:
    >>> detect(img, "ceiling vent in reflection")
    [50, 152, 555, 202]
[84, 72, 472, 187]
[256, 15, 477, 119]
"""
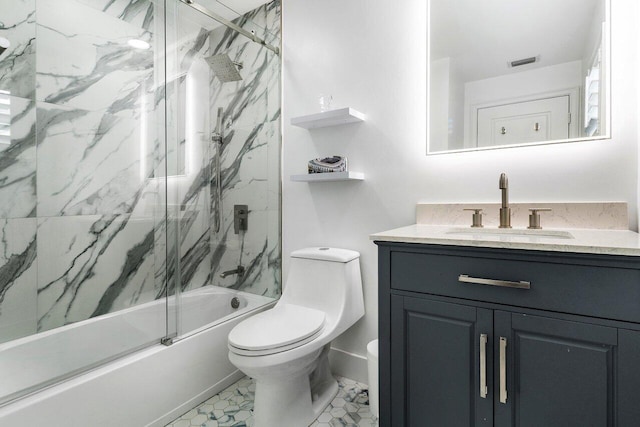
[508, 55, 539, 68]
[0, 90, 10, 145]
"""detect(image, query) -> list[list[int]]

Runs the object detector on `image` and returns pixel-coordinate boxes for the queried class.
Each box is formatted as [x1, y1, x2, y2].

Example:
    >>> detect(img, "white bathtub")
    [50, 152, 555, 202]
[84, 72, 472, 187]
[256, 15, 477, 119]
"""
[0, 286, 275, 426]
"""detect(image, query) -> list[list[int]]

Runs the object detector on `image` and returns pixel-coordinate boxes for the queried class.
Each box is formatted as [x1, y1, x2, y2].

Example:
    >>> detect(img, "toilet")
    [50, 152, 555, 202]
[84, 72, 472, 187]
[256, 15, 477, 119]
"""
[227, 247, 364, 427]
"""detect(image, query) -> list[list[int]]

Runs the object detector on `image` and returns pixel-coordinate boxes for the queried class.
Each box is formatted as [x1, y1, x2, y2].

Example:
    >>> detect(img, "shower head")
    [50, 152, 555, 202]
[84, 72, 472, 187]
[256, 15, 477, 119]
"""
[206, 54, 243, 83]
[0, 37, 10, 57]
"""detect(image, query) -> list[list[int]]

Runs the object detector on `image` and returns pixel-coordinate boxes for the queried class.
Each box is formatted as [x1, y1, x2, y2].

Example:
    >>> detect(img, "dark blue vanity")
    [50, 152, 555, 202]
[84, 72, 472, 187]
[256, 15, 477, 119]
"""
[375, 237, 640, 427]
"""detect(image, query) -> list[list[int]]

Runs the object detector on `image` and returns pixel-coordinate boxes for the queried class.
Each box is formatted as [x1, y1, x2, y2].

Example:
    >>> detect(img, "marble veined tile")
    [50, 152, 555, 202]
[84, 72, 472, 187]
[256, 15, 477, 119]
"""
[36, 214, 156, 331]
[150, 207, 172, 302]
[206, 0, 279, 51]
[0, 96, 36, 218]
[164, 23, 212, 177]
[219, 211, 272, 297]
[0, 218, 37, 344]
[221, 124, 268, 190]
[208, 42, 270, 130]
[74, 0, 155, 31]
[265, 55, 281, 123]
[36, 101, 153, 217]
[0, 0, 36, 100]
[203, 36, 279, 300]
[231, 0, 280, 50]
[266, 208, 281, 296]
[265, 0, 281, 41]
[265, 121, 280, 212]
[36, 0, 155, 113]
[213, 121, 278, 213]
[175, 189, 213, 292]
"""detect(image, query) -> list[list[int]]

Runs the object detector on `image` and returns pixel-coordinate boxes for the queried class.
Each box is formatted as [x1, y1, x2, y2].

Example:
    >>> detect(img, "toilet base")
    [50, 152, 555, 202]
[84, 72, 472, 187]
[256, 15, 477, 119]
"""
[249, 344, 338, 427]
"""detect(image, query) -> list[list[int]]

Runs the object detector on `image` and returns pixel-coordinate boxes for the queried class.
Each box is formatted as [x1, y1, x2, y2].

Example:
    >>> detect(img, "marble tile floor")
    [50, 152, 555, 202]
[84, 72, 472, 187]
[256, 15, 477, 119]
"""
[166, 376, 378, 427]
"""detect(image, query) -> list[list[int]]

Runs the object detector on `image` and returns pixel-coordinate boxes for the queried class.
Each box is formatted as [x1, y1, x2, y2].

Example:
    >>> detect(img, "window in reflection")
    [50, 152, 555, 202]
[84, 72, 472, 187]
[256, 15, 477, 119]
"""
[585, 48, 601, 137]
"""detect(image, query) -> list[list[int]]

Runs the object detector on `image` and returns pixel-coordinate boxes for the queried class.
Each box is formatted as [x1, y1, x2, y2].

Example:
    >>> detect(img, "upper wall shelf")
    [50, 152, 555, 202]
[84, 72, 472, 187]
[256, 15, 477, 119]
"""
[290, 107, 366, 129]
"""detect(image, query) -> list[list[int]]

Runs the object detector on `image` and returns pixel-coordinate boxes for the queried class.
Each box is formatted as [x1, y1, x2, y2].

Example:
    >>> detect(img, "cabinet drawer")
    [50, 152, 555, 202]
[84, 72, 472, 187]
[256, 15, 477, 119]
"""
[390, 249, 640, 323]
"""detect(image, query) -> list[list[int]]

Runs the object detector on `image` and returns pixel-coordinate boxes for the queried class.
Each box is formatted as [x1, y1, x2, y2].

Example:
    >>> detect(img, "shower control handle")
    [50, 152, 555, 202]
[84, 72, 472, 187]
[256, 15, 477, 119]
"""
[234, 205, 248, 234]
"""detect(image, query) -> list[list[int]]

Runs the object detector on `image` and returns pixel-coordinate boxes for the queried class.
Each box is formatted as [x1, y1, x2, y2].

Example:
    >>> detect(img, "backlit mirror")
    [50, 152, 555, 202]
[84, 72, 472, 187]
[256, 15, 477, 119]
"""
[427, 0, 611, 154]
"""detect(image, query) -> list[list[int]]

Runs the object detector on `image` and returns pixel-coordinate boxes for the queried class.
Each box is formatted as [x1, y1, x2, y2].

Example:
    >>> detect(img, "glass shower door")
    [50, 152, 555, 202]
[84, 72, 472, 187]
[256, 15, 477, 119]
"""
[0, 0, 172, 404]
[165, 0, 281, 340]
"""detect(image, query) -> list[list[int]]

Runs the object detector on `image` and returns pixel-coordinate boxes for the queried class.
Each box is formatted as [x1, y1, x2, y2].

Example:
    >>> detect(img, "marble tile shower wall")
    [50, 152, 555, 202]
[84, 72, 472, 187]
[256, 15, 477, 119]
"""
[207, 1, 281, 298]
[172, 0, 281, 303]
[0, 0, 281, 344]
[0, 0, 160, 342]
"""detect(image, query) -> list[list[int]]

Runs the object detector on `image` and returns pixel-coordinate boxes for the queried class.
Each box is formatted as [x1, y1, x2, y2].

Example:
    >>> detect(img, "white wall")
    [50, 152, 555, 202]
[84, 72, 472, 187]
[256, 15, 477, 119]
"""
[282, 0, 639, 381]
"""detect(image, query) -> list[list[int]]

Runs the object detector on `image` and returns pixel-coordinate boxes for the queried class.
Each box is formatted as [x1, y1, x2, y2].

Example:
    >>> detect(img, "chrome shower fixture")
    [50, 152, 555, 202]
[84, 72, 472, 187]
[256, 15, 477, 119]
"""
[213, 107, 224, 233]
[206, 54, 243, 83]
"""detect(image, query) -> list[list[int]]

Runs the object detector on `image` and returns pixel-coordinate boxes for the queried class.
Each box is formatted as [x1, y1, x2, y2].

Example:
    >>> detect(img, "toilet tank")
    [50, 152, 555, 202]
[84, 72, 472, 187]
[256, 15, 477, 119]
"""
[280, 247, 364, 331]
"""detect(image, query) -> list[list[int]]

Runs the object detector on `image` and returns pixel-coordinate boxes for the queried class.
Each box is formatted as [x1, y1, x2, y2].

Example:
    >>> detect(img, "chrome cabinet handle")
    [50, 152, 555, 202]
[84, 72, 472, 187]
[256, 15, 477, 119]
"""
[459, 274, 531, 290]
[499, 337, 507, 404]
[480, 334, 488, 398]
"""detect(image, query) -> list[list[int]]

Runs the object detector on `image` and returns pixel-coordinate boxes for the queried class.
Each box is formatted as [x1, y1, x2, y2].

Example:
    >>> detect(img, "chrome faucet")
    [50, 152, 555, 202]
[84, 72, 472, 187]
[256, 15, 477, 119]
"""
[220, 265, 245, 278]
[499, 173, 511, 228]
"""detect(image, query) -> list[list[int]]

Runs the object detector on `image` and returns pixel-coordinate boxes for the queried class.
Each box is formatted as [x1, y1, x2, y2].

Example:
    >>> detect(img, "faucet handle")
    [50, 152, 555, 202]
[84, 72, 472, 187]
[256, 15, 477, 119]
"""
[528, 208, 552, 229]
[463, 208, 484, 228]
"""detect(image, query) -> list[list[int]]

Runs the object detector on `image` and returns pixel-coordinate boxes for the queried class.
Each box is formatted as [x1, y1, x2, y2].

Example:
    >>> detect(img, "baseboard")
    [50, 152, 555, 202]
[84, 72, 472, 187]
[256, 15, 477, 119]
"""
[148, 369, 245, 427]
[328, 347, 369, 385]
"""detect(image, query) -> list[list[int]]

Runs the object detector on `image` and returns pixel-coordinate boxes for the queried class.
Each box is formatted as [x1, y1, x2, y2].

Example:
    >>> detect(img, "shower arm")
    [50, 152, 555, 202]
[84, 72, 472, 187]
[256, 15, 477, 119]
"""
[181, 0, 280, 56]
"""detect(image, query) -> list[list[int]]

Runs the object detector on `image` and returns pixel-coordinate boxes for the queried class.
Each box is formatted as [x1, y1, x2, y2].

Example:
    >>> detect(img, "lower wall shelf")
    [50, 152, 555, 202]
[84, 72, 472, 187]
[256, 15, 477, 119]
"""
[290, 171, 365, 182]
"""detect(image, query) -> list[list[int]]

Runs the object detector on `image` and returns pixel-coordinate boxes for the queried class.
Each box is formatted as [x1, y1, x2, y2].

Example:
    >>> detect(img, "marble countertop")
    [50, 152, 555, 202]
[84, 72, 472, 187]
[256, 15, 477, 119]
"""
[370, 224, 640, 256]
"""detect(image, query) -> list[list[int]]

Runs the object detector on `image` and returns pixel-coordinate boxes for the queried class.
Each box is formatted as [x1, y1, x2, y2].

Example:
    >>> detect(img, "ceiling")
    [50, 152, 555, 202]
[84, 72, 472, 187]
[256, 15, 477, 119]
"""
[430, 0, 604, 82]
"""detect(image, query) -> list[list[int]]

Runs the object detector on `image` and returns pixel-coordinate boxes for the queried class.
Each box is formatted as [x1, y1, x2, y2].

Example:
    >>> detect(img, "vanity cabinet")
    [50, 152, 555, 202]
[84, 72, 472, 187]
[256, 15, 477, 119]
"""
[376, 242, 640, 427]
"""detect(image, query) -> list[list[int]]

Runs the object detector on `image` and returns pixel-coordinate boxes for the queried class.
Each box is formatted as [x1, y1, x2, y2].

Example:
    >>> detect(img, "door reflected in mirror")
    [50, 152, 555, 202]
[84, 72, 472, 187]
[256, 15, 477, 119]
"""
[427, 0, 611, 154]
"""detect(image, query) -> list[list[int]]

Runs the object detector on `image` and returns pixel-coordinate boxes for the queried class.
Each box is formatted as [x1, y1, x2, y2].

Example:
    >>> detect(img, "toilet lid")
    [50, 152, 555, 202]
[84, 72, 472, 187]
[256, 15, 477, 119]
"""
[228, 304, 325, 352]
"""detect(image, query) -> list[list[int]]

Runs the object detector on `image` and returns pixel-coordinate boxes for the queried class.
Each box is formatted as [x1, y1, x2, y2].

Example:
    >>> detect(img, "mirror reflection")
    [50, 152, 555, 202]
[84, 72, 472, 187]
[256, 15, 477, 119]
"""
[428, 0, 610, 154]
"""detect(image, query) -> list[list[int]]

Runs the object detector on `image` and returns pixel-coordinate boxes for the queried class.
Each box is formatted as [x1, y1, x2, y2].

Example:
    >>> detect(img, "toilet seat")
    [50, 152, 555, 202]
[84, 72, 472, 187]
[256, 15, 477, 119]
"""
[228, 304, 326, 356]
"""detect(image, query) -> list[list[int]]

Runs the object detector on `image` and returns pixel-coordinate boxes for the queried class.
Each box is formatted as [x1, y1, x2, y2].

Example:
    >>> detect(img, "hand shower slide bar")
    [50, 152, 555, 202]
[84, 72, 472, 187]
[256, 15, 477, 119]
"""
[213, 107, 224, 233]
[180, 0, 280, 56]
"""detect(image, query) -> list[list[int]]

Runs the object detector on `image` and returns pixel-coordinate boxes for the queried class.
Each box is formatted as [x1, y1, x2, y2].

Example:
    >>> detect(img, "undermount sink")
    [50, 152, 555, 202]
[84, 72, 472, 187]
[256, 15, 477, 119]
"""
[446, 227, 575, 240]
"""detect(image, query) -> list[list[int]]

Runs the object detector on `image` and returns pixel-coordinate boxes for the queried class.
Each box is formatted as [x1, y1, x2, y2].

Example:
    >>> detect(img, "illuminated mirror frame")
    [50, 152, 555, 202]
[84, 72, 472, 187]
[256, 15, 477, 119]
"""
[426, 0, 612, 155]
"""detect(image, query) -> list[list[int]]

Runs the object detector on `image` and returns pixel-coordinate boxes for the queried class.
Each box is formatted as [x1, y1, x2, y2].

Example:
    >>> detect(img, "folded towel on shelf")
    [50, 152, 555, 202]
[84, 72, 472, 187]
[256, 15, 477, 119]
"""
[308, 155, 348, 173]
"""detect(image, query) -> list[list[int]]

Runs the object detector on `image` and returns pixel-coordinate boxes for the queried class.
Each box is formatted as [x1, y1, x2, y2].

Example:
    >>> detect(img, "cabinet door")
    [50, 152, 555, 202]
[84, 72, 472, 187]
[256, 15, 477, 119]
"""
[391, 295, 493, 426]
[618, 329, 640, 425]
[494, 311, 617, 427]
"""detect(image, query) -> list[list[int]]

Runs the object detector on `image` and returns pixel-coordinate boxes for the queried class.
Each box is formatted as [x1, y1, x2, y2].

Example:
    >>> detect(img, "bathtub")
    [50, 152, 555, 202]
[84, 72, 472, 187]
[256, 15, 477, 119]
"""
[0, 286, 275, 426]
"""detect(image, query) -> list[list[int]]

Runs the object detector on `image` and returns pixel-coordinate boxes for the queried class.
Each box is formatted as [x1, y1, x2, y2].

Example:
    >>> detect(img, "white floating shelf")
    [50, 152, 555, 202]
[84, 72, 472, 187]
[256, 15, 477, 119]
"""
[290, 107, 365, 129]
[290, 171, 365, 182]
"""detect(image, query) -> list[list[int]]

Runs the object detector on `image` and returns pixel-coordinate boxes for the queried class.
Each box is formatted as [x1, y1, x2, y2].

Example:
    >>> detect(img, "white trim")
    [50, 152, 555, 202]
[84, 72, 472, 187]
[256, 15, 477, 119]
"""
[328, 347, 369, 385]
[468, 87, 581, 149]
